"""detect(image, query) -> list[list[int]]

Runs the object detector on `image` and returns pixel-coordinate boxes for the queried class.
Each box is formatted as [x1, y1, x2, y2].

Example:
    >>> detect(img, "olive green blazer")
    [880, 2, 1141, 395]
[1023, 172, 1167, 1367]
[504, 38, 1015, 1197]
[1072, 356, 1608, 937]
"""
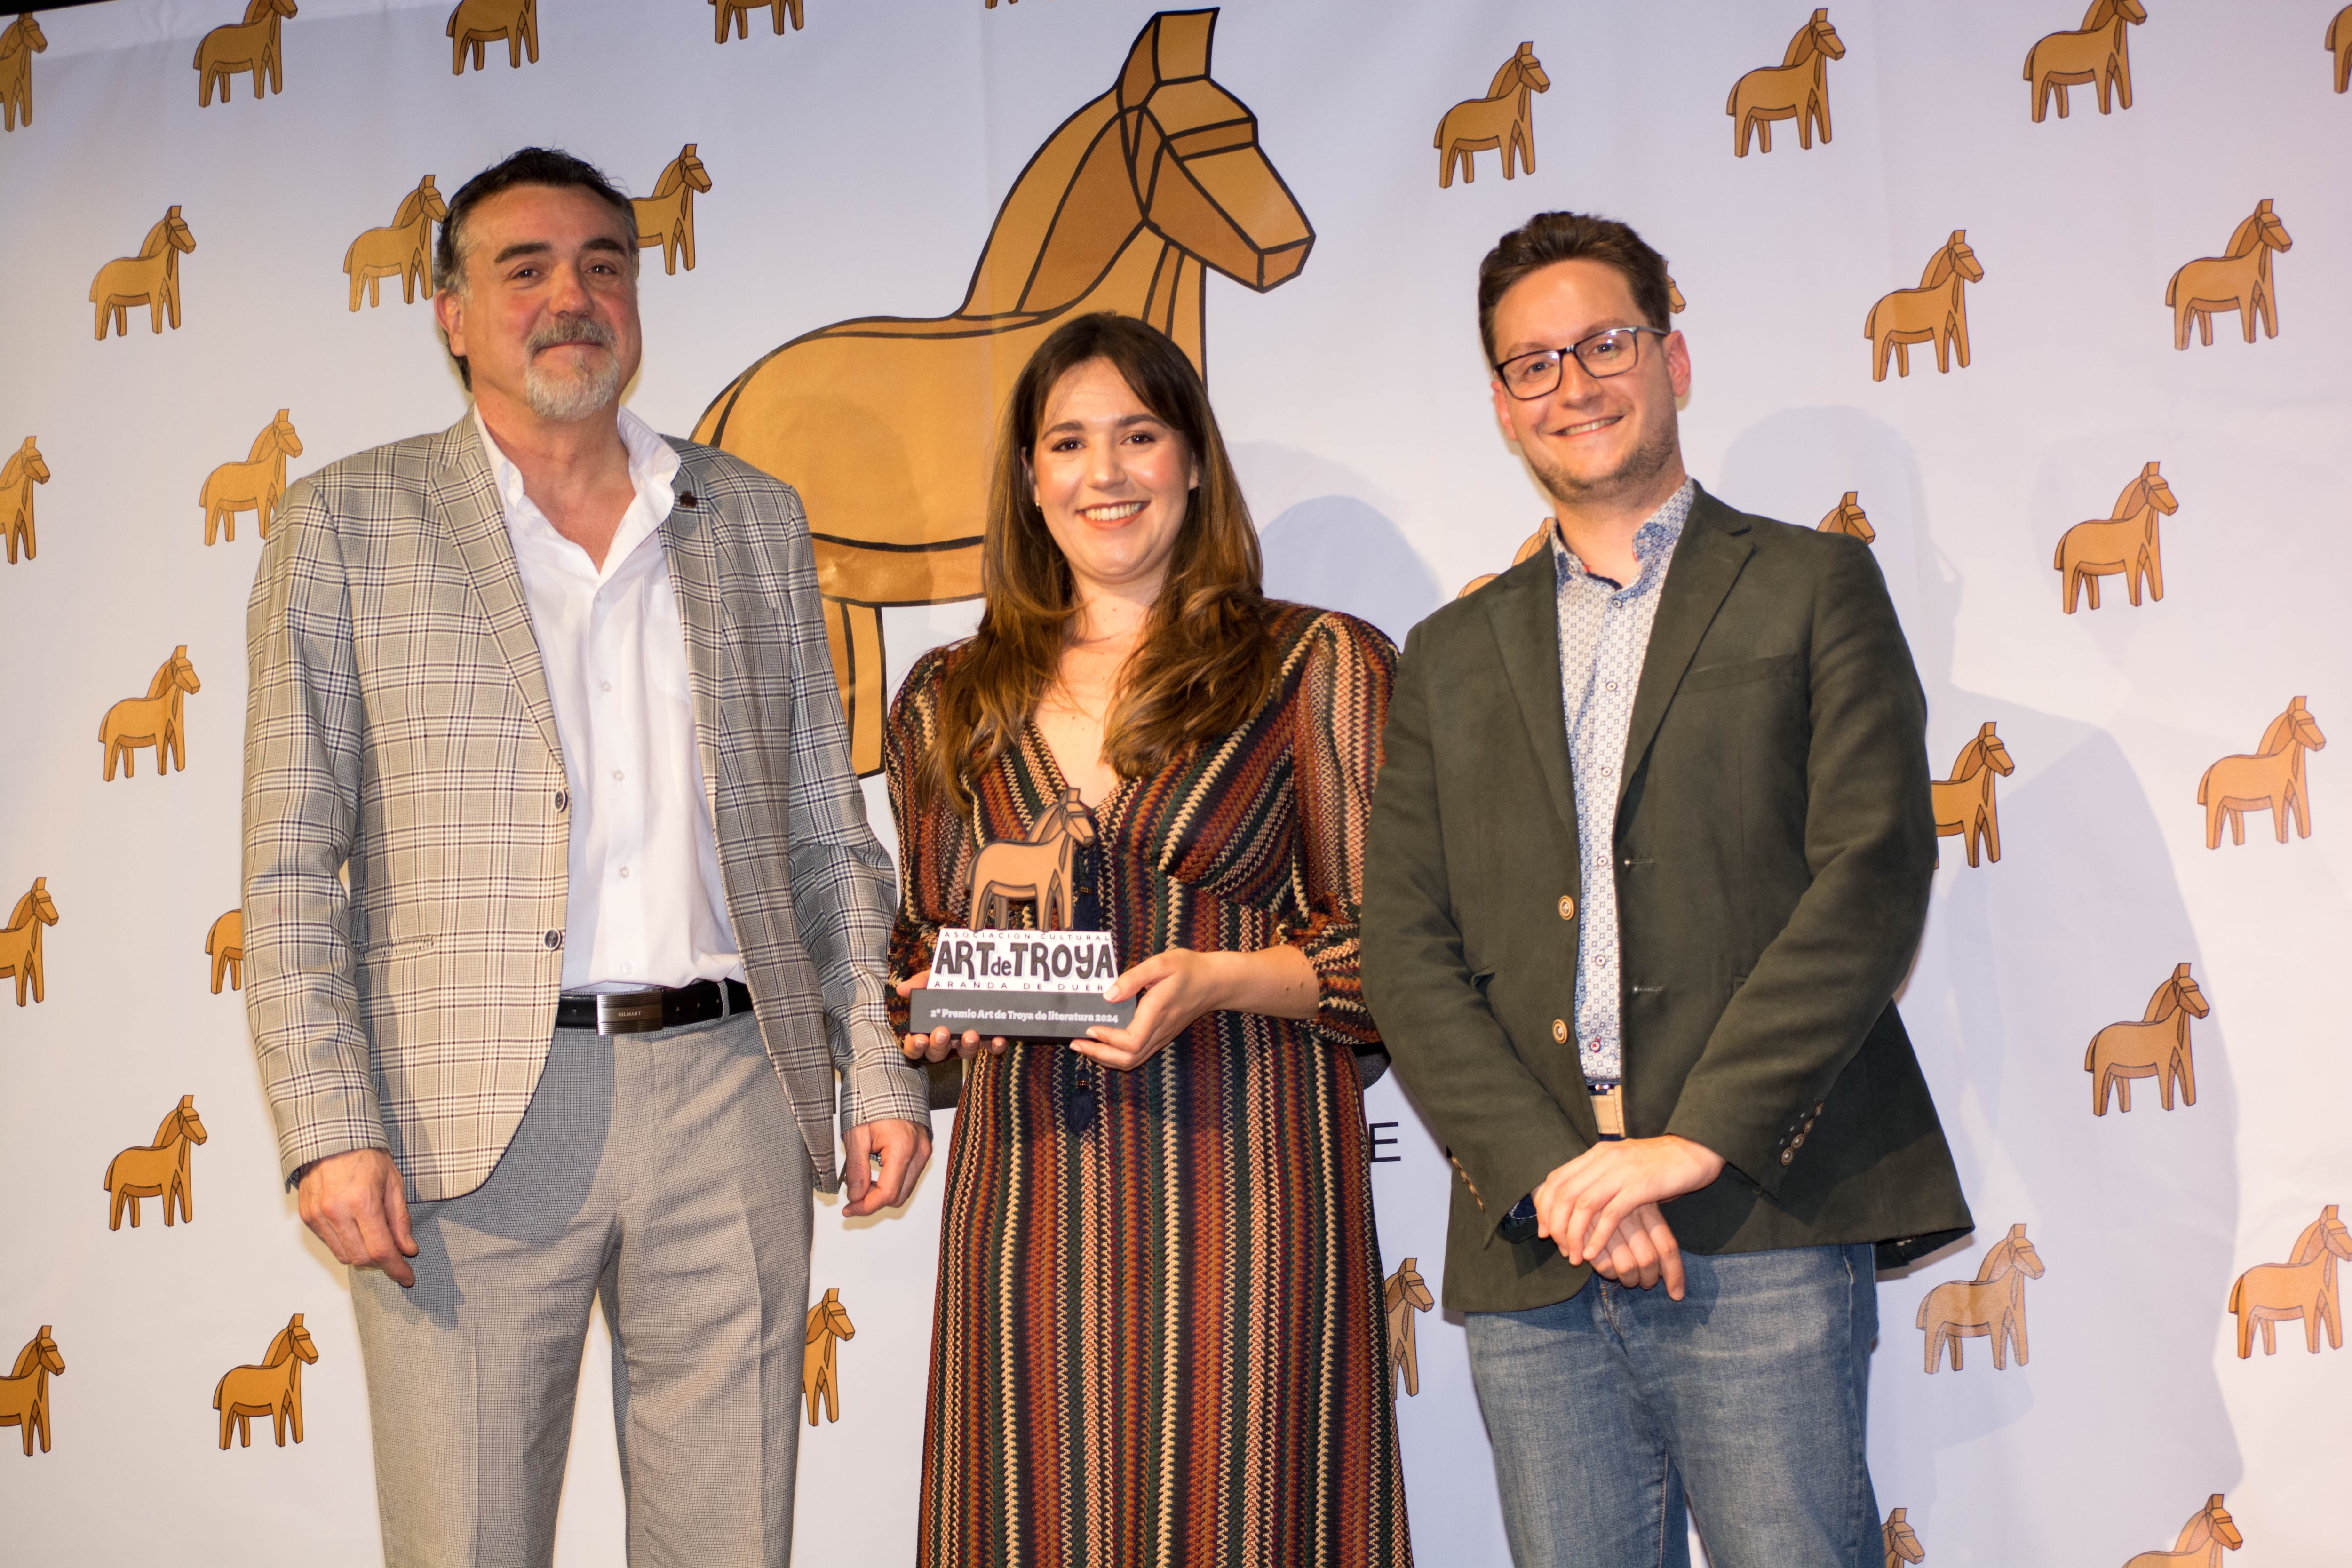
[1362, 486, 1972, 1313]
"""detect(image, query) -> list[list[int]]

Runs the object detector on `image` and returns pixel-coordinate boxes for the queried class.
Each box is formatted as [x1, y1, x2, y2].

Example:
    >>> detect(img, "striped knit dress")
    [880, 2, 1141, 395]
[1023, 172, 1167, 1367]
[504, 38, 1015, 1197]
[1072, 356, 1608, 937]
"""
[886, 604, 1412, 1568]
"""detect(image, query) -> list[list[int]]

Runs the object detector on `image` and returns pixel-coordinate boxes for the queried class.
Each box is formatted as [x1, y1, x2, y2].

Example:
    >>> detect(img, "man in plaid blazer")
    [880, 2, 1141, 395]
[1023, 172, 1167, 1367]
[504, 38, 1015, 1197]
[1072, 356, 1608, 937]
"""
[242, 148, 929, 1565]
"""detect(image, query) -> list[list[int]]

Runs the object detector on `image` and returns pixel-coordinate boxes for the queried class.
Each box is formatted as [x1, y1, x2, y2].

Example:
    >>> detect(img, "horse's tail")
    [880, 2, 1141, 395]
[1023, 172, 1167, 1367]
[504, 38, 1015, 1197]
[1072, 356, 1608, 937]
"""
[342, 236, 358, 275]
[212, 1372, 227, 1409]
[1915, 1292, 1932, 1329]
[2022, 43, 2035, 81]
[2164, 269, 2181, 307]
[103, 1152, 118, 1190]
[446, 6, 459, 36]
[1863, 299, 1881, 340]
[2228, 1274, 2243, 1313]
[1725, 81, 1738, 116]
[2196, 764, 2213, 804]
[2083, 1035, 2097, 1071]
[193, 38, 205, 69]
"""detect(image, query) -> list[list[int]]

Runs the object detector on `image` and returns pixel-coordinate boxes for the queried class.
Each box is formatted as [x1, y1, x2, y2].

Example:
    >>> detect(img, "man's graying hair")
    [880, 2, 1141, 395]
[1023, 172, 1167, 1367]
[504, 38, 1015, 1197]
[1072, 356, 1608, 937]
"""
[1477, 211, 1673, 365]
[434, 147, 638, 390]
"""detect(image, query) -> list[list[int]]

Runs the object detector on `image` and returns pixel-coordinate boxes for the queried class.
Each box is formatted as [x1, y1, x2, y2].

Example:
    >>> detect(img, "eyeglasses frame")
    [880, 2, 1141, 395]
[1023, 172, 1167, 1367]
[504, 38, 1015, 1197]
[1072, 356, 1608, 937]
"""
[1492, 325, 1674, 401]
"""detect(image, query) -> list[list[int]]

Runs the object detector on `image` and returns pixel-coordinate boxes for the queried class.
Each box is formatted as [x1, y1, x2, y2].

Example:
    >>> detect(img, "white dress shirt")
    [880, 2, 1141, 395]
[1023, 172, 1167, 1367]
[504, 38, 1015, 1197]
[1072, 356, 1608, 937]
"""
[478, 406, 746, 993]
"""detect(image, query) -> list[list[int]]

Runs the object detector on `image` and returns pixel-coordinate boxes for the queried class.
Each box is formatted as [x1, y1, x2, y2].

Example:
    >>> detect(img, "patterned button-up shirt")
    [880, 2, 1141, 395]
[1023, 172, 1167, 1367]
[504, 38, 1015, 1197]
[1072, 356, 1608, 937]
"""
[1552, 478, 1694, 1087]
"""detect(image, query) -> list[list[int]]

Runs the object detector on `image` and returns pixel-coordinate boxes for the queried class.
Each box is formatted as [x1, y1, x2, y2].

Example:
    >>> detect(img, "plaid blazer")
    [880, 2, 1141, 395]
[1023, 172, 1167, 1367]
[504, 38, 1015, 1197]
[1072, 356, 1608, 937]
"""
[242, 413, 928, 1202]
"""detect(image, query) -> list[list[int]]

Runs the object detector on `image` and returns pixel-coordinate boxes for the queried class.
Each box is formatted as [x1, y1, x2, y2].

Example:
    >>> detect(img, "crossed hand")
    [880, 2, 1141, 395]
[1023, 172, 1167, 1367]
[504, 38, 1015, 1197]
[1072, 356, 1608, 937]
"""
[1531, 1134, 1726, 1299]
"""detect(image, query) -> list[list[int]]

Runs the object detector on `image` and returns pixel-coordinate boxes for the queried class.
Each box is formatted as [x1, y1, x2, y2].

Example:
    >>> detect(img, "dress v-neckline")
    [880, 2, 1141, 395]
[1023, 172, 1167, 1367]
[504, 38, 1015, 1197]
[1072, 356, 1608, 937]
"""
[1020, 716, 1132, 817]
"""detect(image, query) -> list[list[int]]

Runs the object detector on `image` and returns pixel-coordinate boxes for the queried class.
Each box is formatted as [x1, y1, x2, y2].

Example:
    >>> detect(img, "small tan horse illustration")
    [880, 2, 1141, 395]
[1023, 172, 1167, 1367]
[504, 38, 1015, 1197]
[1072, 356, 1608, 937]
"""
[195, 0, 296, 107]
[632, 144, 712, 276]
[2086, 962, 2208, 1115]
[0, 877, 58, 1006]
[0, 1326, 64, 1456]
[215, 1313, 317, 1448]
[105, 1095, 208, 1230]
[2229, 1203, 2351, 1358]
[207, 909, 244, 993]
[447, 0, 535, 74]
[696, 10, 1313, 775]
[712, 0, 801, 42]
[1918, 1222, 2046, 1372]
[202, 409, 303, 544]
[2025, 0, 2146, 122]
[2125, 1495, 2244, 1568]
[100, 646, 201, 781]
[1435, 42, 1550, 188]
[968, 788, 1098, 931]
[1931, 722, 2014, 868]
[1384, 1257, 1435, 1398]
[1, 12, 46, 133]
[2200, 696, 2324, 849]
[1819, 491, 1875, 543]
[1729, 8, 1845, 156]
[2168, 199, 2292, 350]
[2332, 6, 2352, 93]
[1867, 230, 1983, 381]
[803, 1287, 853, 1425]
[2, 436, 47, 564]
[1458, 519, 1553, 599]
[345, 175, 446, 310]
[1668, 276, 1686, 314]
[1883, 1507, 1925, 1568]
[89, 206, 197, 340]
[2056, 461, 2179, 613]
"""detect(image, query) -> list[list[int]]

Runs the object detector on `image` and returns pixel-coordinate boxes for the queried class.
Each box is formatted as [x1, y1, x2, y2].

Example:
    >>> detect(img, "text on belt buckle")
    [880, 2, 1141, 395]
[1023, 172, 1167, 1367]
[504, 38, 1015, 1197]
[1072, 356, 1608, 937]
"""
[596, 992, 668, 1035]
[1590, 1083, 1626, 1138]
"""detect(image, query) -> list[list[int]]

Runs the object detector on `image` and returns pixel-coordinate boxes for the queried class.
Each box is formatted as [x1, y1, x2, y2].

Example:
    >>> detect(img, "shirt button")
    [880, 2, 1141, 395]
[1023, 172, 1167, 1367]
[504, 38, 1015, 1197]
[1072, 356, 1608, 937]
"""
[1551, 1019, 1569, 1044]
[1599, 766, 1613, 778]
[621, 962, 634, 975]
[601, 681, 613, 693]
[1605, 681, 1618, 691]
[1557, 895, 1576, 921]
[618, 866, 631, 879]
[612, 769, 625, 782]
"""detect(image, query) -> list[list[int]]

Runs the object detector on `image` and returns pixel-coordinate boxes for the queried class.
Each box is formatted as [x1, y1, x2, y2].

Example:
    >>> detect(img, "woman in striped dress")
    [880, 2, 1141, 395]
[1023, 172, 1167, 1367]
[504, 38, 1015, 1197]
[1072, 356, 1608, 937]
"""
[886, 312, 1411, 1567]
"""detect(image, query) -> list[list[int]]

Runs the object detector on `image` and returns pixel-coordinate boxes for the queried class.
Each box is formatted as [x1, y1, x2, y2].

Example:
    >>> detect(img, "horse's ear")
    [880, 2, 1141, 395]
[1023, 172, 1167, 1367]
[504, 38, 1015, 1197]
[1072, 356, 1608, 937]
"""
[2008, 1222, 2026, 1238]
[2173, 962, 2192, 979]
[275, 408, 289, 422]
[682, 142, 698, 157]
[2256, 199, 2273, 215]
[1979, 721, 1998, 739]
[1813, 7, 1828, 19]
[174, 645, 189, 658]
[2143, 461, 2161, 478]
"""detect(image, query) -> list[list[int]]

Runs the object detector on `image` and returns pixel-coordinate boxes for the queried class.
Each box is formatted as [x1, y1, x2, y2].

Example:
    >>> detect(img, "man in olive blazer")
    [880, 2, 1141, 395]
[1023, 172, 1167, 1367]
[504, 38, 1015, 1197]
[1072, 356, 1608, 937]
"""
[1363, 213, 1971, 1568]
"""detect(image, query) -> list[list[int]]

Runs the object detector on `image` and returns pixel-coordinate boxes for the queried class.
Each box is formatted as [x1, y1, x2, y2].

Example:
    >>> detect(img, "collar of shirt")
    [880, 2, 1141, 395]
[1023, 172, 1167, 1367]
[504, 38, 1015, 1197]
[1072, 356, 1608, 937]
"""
[1549, 477, 1696, 598]
[474, 404, 682, 583]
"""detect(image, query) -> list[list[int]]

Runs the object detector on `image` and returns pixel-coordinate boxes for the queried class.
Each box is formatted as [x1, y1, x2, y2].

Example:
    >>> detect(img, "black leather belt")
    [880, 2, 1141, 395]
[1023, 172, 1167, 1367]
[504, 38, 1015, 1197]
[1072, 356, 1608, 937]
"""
[556, 979, 752, 1035]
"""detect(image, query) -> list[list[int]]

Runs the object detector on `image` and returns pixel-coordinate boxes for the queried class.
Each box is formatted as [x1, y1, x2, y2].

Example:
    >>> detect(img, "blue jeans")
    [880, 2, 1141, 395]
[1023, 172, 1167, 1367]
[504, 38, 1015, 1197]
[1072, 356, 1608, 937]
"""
[1464, 1243, 1879, 1568]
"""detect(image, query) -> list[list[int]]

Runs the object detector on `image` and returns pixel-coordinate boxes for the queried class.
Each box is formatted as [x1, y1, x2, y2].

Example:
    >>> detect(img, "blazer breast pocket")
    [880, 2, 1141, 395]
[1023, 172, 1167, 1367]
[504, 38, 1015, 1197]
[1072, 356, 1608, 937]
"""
[1677, 652, 1802, 695]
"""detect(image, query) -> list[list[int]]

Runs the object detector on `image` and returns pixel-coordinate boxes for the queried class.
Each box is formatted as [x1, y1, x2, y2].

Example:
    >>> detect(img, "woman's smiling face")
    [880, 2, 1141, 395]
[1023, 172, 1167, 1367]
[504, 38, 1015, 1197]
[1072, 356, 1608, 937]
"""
[1028, 357, 1202, 602]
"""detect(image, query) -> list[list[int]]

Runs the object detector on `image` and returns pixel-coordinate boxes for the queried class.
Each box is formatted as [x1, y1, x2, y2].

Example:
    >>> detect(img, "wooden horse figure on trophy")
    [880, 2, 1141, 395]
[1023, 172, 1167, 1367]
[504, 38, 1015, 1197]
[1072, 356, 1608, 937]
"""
[2169, 199, 2292, 350]
[207, 909, 244, 992]
[696, 10, 1314, 775]
[1818, 491, 1875, 543]
[1458, 519, 1553, 598]
[195, 0, 297, 107]
[100, 646, 201, 781]
[202, 409, 303, 544]
[0, 1327, 64, 1455]
[2025, 0, 2146, 121]
[1867, 230, 1983, 381]
[1931, 721, 2013, 867]
[1435, 42, 1550, 188]
[0, 878, 58, 1007]
[104, 1095, 209, 1230]
[1882, 1508, 1925, 1568]
[1384, 1258, 1434, 1398]
[802, 1288, 854, 1425]
[968, 788, 1097, 930]
[712, 0, 801, 42]
[2056, 461, 2179, 612]
[1728, 8, 1845, 156]
[1, 12, 46, 133]
[447, 0, 535, 74]
[2200, 696, 2324, 849]
[2331, 6, 2352, 93]
[2, 436, 47, 563]
[2126, 1495, 2245, 1568]
[1918, 1222, 2046, 1372]
[2085, 962, 2209, 1115]
[345, 175, 446, 310]
[632, 144, 712, 276]
[2229, 1203, 2351, 1358]
[215, 1313, 317, 1448]
[89, 206, 197, 340]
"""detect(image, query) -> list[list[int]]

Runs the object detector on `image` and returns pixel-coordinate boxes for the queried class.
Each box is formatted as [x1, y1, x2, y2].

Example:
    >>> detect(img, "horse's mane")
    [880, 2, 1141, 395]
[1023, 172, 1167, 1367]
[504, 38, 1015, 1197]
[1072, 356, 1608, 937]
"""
[9, 1335, 47, 1378]
[2173, 1504, 2217, 1553]
[242, 0, 278, 22]
[1946, 735, 1987, 780]
[141, 215, 175, 258]
[1781, 14, 1822, 66]
[2078, 0, 2117, 31]
[2224, 208, 2270, 259]
[1971, 1235, 2019, 1281]
[2109, 473, 2152, 519]
[652, 159, 686, 199]
[262, 1324, 298, 1367]
[1486, 48, 1527, 98]
[2256, 703, 2305, 756]
[0, 449, 22, 488]
[5, 887, 34, 930]
[1919, 244, 1957, 289]
[0, 18, 27, 59]
[246, 419, 286, 462]
[392, 186, 428, 227]
[151, 1104, 185, 1148]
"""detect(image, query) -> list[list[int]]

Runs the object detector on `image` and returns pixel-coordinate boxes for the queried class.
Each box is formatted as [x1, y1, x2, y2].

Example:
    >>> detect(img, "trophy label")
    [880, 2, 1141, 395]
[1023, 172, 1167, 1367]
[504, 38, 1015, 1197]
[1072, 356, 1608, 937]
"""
[910, 928, 1137, 1039]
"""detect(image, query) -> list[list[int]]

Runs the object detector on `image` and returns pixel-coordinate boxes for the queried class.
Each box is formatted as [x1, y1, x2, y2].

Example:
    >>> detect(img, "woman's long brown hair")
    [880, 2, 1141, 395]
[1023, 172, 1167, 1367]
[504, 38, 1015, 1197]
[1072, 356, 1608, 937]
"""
[920, 313, 1277, 812]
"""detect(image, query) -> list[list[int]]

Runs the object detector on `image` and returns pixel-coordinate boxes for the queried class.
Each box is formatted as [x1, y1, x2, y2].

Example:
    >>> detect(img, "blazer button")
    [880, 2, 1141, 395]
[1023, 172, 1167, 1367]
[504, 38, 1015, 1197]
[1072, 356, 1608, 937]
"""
[544, 930, 563, 950]
[1780, 1148, 1796, 1166]
[1790, 1132, 1806, 1150]
[554, 789, 569, 812]
[1557, 895, 1576, 921]
[1551, 1019, 1568, 1044]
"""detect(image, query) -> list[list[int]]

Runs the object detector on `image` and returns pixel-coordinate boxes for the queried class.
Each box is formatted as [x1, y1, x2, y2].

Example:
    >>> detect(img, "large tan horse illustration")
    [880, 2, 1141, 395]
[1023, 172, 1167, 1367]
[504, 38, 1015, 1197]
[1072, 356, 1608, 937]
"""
[1, 12, 45, 133]
[1883, 1508, 1925, 1568]
[2056, 461, 2179, 613]
[712, 0, 801, 42]
[2125, 1495, 2244, 1567]
[1384, 1258, 1434, 1398]
[1728, 8, 1845, 156]
[2200, 696, 2324, 849]
[207, 908, 244, 993]
[695, 9, 1314, 775]
[0, 877, 58, 1007]
[2168, 199, 2291, 350]
[1457, 520, 1552, 599]
[105, 1095, 209, 1230]
[89, 206, 197, 340]
[100, 646, 201, 781]
[968, 788, 1098, 931]
[214, 1313, 317, 1448]
[2086, 962, 2208, 1115]
[201, 409, 303, 544]
[1931, 721, 2013, 867]
[447, 0, 535, 74]
[2, 436, 47, 564]
[632, 144, 711, 276]
[0, 1327, 64, 1456]
[1819, 490, 1875, 543]
[1867, 230, 1983, 381]
[2025, 0, 2145, 122]
[2332, 6, 2352, 93]
[195, 0, 296, 107]
[345, 175, 446, 310]
[802, 1288, 853, 1425]
[2229, 1203, 2351, 1358]
[1435, 42, 1549, 188]
[1918, 1222, 2046, 1372]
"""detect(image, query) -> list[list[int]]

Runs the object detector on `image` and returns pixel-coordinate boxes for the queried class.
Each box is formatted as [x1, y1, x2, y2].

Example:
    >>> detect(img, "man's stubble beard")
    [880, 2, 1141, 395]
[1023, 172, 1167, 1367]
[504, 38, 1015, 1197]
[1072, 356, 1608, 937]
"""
[1524, 402, 1680, 516]
[522, 316, 625, 421]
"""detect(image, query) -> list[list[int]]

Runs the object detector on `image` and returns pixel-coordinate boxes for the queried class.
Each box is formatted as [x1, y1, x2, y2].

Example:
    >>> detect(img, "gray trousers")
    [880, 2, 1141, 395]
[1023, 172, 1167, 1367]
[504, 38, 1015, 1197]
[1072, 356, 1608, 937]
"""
[351, 1007, 815, 1567]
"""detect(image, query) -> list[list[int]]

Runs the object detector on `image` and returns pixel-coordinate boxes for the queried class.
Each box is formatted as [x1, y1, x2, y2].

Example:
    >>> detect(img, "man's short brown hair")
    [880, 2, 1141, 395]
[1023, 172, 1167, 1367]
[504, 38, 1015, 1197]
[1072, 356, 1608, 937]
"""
[1477, 212, 1673, 363]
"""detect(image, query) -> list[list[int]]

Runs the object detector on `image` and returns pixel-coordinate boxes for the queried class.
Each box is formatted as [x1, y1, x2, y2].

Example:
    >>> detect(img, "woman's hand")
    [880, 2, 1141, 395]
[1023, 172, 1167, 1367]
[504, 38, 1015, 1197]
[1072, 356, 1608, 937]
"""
[895, 970, 1009, 1063]
[1076, 945, 1317, 1072]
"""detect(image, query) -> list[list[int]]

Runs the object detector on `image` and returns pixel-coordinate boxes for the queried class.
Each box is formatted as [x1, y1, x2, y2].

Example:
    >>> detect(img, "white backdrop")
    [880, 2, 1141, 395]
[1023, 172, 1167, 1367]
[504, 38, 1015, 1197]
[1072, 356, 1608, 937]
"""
[3, 1, 2349, 1563]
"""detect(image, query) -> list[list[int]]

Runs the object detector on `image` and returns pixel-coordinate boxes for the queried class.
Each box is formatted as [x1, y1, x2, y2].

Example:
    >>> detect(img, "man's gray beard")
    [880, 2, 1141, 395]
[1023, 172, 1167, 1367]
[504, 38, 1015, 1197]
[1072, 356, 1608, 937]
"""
[1526, 410, 1679, 512]
[523, 320, 623, 420]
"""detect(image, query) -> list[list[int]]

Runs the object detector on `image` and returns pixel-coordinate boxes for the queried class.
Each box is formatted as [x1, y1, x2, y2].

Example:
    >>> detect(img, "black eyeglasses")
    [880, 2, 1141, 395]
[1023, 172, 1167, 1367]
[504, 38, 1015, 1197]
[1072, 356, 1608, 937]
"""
[1494, 326, 1669, 400]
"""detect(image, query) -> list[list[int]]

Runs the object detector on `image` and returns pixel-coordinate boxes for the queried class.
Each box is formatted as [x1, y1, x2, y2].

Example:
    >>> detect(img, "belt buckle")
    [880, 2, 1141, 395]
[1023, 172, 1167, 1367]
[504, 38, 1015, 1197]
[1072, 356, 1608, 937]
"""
[1590, 1083, 1626, 1138]
[596, 991, 668, 1035]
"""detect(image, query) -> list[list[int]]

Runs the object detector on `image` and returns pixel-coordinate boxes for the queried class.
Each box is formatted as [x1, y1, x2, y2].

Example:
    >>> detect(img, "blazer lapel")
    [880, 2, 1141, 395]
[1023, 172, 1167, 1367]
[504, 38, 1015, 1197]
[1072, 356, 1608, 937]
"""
[1617, 487, 1755, 811]
[1482, 546, 1577, 841]
[433, 416, 566, 771]
[660, 443, 730, 823]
